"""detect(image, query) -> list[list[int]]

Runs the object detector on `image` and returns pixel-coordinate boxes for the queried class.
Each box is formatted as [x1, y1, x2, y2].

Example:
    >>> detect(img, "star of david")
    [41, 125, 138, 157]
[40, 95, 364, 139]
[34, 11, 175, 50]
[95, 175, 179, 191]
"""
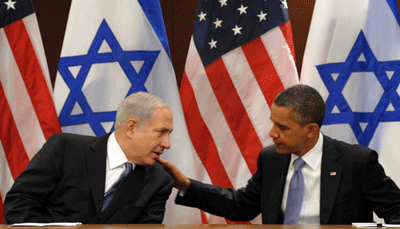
[58, 19, 160, 136]
[317, 30, 400, 146]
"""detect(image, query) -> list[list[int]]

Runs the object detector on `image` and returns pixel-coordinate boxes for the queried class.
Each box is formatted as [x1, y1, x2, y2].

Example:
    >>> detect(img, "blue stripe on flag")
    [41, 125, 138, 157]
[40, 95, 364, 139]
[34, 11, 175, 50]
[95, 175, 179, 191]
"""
[138, 0, 172, 59]
[386, 0, 400, 26]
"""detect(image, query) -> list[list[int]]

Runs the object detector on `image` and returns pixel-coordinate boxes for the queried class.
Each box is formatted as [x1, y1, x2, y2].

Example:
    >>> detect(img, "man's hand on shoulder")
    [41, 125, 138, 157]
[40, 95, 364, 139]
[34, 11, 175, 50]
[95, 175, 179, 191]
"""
[156, 158, 191, 192]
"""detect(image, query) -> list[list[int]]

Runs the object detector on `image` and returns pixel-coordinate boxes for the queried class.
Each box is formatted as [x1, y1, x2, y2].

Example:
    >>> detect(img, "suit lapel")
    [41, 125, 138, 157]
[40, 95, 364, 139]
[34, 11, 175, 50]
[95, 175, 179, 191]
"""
[86, 133, 110, 214]
[265, 153, 291, 223]
[320, 135, 342, 224]
[99, 165, 151, 222]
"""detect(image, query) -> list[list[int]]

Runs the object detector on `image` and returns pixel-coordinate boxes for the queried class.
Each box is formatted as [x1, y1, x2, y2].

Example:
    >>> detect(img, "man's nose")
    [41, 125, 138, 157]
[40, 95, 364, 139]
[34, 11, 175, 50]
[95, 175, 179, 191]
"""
[162, 135, 171, 149]
[269, 125, 278, 139]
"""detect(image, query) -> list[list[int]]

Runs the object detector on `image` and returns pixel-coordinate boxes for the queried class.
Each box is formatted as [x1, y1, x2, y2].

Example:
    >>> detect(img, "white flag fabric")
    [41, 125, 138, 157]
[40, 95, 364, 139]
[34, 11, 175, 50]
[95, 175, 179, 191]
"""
[179, 0, 298, 224]
[301, 0, 400, 193]
[53, 0, 199, 224]
[0, 0, 61, 223]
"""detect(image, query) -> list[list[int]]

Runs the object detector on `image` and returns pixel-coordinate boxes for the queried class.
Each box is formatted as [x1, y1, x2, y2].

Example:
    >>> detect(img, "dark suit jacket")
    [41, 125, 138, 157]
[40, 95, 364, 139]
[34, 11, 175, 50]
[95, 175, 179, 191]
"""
[176, 135, 400, 224]
[4, 133, 174, 224]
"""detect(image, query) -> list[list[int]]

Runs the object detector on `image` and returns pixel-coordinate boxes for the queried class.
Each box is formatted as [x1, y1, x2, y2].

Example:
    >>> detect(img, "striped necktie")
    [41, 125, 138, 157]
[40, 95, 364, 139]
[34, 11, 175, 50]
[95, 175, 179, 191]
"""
[101, 162, 132, 212]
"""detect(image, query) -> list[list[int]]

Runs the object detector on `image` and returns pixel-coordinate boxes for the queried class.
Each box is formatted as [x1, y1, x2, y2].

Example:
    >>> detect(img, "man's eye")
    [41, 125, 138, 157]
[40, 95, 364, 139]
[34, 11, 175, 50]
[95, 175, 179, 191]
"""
[279, 126, 288, 130]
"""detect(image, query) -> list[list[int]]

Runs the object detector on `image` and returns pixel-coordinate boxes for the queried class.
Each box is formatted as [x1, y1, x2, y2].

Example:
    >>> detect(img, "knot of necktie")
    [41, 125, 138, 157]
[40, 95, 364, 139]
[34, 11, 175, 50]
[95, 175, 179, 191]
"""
[294, 157, 306, 171]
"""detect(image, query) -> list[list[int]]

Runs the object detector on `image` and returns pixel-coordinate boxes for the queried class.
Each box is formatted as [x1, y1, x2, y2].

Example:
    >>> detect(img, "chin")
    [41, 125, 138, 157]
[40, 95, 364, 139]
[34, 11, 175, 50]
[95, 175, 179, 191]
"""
[143, 159, 156, 166]
[276, 148, 291, 155]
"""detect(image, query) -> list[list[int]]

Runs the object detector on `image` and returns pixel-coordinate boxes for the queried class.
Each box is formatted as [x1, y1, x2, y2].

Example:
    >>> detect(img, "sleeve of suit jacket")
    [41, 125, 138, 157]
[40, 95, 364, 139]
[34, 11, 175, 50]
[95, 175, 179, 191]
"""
[4, 134, 66, 223]
[360, 149, 400, 223]
[175, 154, 265, 221]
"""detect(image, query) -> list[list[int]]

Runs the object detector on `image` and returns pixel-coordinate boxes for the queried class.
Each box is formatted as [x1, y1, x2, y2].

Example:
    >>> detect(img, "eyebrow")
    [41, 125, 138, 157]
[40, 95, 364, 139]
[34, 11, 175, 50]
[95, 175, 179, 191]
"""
[277, 123, 288, 128]
[160, 128, 173, 133]
[272, 120, 288, 129]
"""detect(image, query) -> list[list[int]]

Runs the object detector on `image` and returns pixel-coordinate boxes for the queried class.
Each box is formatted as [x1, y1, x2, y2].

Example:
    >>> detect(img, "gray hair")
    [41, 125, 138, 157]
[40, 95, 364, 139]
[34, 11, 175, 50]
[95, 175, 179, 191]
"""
[274, 84, 326, 127]
[115, 92, 169, 130]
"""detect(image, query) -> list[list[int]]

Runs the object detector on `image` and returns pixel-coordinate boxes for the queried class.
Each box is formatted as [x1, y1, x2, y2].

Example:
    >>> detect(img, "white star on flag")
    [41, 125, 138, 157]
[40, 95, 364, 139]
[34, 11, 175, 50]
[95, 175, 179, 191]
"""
[257, 11, 267, 21]
[208, 38, 217, 49]
[198, 11, 207, 21]
[219, 0, 228, 7]
[232, 24, 242, 35]
[4, 0, 17, 10]
[237, 4, 248, 15]
[214, 18, 223, 28]
[281, 0, 288, 9]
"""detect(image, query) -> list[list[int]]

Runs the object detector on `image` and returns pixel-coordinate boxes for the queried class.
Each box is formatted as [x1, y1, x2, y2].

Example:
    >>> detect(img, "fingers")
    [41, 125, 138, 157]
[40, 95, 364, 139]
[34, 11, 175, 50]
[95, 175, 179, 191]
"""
[157, 157, 178, 176]
[156, 157, 169, 167]
[157, 158, 174, 173]
[156, 158, 191, 191]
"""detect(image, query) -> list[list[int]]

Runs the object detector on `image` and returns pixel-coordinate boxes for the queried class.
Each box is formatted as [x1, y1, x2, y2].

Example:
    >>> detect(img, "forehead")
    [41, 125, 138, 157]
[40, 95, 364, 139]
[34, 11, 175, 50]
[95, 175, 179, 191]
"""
[270, 104, 292, 121]
[270, 104, 302, 127]
[148, 107, 173, 126]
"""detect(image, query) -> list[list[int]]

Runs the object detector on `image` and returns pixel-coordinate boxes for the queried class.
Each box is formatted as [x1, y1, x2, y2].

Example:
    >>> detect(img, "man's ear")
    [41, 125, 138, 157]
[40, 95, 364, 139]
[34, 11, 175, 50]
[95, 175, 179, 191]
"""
[125, 118, 138, 138]
[307, 123, 320, 138]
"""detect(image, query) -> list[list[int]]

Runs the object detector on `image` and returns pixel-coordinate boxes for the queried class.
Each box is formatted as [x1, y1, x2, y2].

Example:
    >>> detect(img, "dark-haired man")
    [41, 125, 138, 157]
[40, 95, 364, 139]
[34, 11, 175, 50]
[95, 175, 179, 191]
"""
[158, 84, 400, 225]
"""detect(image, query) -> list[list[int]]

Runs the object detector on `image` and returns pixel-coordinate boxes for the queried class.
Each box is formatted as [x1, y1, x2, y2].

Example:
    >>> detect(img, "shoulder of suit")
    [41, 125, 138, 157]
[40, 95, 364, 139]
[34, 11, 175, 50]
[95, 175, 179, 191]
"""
[323, 134, 373, 157]
[259, 144, 278, 156]
[152, 161, 174, 181]
[48, 133, 101, 144]
[258, 144, 287, 162]
[43, 133, 101, 153]
[49, 132, 98, 140]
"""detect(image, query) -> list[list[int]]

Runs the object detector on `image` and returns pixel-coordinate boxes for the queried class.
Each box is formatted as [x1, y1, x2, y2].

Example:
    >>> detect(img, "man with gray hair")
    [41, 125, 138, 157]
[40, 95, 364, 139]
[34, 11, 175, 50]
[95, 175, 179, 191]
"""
[4, 92, 174, 224]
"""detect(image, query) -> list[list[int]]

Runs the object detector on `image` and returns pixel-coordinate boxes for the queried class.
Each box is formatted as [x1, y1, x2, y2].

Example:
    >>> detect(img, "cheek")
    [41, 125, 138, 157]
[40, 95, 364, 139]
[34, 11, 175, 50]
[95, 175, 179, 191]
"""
[291, 135, 308, 147]
[282, 133, 299, 145]
[149, 136, 161, 147]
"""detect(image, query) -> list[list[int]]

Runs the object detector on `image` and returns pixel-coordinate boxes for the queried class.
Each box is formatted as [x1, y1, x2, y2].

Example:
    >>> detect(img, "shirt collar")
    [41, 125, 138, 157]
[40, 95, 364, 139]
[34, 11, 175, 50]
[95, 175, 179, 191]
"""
[290, 132, 323, 171]
[107, 132, 133, 170]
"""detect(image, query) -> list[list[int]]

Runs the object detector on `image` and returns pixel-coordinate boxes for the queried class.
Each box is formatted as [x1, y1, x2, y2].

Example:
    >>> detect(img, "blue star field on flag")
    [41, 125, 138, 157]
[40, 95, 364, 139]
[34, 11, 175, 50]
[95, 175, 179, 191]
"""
[194, 0, 289, 67]
[57, 19, 160, 136]
[317, 30, 400, 146]
[1, 0, 34, 28]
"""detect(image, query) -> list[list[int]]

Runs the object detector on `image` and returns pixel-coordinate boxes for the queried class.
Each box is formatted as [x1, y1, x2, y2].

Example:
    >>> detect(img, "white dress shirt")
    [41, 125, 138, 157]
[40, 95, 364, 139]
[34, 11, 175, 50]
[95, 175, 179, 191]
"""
[104, 132, 135, 193]
[281, 132, 323, 225]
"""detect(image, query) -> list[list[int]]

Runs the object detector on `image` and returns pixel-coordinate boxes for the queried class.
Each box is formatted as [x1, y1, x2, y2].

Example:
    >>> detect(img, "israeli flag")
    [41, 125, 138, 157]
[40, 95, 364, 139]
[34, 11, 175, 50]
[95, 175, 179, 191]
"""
[54, 0, 201, 223]
[301, 0, 400, 198]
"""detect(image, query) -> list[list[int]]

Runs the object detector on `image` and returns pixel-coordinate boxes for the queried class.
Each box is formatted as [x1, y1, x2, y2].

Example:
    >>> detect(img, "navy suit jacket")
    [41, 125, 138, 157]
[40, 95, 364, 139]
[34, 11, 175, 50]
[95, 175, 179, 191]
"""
[176, 135, 400, 224]
[4, 133, 173, 224]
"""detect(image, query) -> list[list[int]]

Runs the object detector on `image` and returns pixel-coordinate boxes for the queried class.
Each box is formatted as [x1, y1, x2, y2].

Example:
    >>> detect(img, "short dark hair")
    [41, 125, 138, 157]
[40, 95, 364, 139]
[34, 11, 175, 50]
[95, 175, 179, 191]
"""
[274, 84, 326, 127]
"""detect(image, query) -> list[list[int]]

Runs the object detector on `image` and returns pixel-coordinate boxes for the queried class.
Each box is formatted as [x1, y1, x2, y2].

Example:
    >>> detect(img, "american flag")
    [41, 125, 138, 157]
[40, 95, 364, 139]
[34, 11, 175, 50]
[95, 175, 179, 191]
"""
[0, 0, 61, 222]
[179, 0, 298, 224]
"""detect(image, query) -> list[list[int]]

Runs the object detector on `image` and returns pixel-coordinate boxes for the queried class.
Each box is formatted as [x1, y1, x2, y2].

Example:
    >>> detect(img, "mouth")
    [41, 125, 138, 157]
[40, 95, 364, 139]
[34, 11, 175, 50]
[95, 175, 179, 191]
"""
[153, 151, 162, 157]
[274, 142, 285, 149]
[274, 141, 281, 146]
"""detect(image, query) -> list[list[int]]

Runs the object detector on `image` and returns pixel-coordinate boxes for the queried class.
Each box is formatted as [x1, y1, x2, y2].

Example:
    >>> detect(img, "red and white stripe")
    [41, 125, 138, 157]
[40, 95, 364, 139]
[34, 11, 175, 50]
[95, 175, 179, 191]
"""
[180, 21, 299, 224]
[0, 13, 61, 222]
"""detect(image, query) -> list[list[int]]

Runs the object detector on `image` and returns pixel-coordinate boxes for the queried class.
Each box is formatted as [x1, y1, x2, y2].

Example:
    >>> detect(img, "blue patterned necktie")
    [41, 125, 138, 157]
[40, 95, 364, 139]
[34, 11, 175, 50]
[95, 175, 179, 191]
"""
[284, 157, 306, 225]
[101, 162, 132, 212]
